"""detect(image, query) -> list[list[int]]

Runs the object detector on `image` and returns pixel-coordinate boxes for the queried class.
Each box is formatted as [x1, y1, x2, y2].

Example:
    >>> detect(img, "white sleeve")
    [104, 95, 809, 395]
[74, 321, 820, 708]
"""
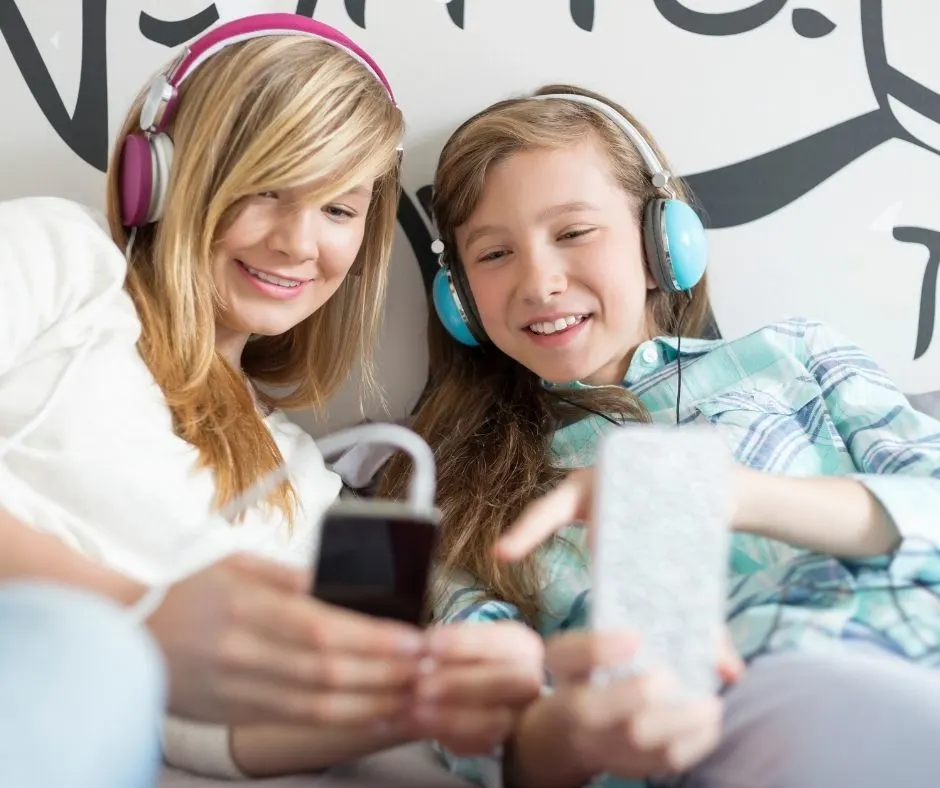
[162, 716, 249, 780]
[0, 196, 125, 376]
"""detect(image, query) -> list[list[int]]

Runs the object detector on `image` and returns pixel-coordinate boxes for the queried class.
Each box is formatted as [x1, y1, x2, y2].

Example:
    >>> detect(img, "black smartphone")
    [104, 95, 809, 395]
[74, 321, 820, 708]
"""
[311, 499, 440, 625]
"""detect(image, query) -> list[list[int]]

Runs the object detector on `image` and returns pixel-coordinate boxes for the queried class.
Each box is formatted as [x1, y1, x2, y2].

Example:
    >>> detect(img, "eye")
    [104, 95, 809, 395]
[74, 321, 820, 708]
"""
[257, 191, 279, 199]
[558, 228, 594, 241]
[324, 205, 356, 220]
[477, 249, 510, 263]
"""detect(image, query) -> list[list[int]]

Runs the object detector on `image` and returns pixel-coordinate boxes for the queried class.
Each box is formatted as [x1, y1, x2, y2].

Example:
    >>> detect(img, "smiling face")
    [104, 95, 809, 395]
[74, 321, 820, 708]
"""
[213, 182, 373, 352]
[456, 138, 657, 385]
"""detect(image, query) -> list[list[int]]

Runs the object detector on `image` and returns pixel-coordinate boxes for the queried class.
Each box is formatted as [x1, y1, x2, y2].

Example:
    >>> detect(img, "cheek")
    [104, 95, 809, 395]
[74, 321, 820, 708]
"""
[222, 206, 268, 250]
[465, 271, 506, 330]
[597, 246, 652, 308]
[321, 224, 368, 277]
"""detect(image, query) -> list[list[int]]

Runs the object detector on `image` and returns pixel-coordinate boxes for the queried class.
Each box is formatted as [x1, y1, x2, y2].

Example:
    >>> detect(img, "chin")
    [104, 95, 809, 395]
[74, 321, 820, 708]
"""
[531, 364, 591, 386]
[236, 316, 305, 338]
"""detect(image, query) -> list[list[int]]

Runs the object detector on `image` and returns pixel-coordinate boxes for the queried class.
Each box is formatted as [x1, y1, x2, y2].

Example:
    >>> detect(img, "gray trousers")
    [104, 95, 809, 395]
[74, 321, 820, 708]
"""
[680, 647, 940, 788]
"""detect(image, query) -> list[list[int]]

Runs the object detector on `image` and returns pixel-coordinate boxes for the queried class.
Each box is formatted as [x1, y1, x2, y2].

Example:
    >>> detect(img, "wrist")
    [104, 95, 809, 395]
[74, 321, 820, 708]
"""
[230, 723, 405, 777]
[730, 466, 779, 535]
[506, 694, 596, 788]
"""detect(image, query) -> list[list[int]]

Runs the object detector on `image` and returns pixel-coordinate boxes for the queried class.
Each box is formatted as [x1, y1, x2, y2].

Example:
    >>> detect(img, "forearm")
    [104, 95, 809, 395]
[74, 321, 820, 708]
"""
[0, 506, 143, 604]
[504, 695, 595, 788]
[231, 722, 407, 777]
[734, 470, 900, 557]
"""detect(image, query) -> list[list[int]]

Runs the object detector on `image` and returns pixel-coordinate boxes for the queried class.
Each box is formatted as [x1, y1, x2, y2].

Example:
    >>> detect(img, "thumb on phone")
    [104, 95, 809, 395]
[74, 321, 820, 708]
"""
[716, 627, 745, 685]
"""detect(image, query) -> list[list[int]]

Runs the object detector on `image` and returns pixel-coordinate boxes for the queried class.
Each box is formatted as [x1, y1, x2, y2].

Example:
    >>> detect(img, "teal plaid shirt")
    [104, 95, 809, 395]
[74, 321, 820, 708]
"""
[433, 318, 940, 788]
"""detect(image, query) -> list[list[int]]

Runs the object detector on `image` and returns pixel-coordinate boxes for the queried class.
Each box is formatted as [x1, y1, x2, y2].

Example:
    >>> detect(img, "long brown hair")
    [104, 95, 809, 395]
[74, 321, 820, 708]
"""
[378, 84, 709, 623]
[105, 36, 404, 522]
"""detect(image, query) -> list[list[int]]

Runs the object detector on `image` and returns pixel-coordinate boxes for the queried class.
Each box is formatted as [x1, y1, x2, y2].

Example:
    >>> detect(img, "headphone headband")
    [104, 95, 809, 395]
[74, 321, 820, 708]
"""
[530, 93, 673, 194]
[140, 13, 397, 135]
[430, 90, 707, 347]
[121, 13, 399, 228]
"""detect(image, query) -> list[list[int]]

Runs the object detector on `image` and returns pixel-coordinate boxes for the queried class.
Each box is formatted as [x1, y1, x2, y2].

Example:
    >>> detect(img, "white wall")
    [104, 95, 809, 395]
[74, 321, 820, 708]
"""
[2, 0, 939, 434]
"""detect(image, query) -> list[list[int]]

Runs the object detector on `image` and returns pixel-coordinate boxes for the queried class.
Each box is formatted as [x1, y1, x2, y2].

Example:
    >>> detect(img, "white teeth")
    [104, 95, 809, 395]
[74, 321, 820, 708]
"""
[243, 263, 302, 288]
[528, 314, 587, 335]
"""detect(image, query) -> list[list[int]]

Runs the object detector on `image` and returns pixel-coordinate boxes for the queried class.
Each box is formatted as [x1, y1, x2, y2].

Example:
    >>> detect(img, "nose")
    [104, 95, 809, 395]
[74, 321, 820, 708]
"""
[516, 245, 567, 304]
[266, 204, 320, 265]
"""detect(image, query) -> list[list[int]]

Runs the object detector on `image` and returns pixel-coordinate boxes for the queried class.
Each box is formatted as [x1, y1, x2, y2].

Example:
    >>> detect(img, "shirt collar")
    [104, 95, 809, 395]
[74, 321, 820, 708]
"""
[541, 334, 723, 391]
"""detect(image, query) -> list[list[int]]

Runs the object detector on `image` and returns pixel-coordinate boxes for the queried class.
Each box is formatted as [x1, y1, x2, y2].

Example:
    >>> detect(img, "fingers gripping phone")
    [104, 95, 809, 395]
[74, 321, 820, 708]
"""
[311, 498, 439, 626]
[308, 423, 441, 627]
[590, 425, 732, 699]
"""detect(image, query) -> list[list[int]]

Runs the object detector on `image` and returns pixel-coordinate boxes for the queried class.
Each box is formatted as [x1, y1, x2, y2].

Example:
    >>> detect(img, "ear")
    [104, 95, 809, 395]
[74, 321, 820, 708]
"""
[637, 221, 657, 291]
[642, 251, 658, 290]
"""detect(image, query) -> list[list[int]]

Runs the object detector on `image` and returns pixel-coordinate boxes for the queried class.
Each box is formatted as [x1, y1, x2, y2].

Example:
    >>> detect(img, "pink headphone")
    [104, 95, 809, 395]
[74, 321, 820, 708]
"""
[118, 13, 398, 228]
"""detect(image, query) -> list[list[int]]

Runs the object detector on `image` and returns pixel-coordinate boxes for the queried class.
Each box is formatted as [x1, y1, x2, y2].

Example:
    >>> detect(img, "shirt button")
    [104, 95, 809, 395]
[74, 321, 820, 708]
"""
[641, 346, 658, 364]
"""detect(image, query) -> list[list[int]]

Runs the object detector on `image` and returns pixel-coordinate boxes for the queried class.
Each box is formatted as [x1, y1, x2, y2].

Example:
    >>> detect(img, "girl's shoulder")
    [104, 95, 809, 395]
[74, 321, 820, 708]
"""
[0, 195, 127, 307]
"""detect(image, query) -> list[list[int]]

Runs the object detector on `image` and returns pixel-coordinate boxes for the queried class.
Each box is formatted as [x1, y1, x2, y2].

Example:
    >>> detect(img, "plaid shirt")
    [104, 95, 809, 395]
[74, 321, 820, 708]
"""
[434, 318, 940, 788]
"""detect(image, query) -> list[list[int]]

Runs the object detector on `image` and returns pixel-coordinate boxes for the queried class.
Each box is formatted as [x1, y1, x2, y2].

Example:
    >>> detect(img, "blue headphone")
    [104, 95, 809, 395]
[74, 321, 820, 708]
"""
[431, 93, 708, 347]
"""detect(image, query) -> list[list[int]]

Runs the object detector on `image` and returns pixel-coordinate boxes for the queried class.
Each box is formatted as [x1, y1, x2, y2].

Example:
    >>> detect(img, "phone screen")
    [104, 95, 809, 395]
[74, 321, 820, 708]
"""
[311, 508, 438, 625]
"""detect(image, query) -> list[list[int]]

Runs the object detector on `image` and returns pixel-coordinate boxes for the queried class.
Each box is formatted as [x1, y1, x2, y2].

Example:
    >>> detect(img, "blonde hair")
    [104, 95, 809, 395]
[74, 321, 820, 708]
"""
[379, 84, 710, 623]
[105, 36, 404, 522]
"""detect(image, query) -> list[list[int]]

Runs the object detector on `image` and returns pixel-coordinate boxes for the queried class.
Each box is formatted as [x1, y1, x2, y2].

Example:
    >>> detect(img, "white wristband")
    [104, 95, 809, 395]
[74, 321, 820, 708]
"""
[161, 716, 248, 780]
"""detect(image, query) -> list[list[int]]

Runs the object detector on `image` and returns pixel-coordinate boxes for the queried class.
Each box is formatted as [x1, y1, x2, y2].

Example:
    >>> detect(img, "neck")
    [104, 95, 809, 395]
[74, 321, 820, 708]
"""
[582, 313, 661, 386]
[215, 324, 251, 370]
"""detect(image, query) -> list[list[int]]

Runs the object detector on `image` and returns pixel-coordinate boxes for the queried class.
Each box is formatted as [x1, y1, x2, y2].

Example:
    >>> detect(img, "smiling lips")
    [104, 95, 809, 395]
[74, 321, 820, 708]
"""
[236, 259, 312, 301]
[526, 313, 590, 335]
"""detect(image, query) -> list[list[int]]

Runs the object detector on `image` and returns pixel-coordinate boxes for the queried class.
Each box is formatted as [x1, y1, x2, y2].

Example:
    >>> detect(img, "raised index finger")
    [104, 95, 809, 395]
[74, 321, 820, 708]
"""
[495, 468, 594, 561]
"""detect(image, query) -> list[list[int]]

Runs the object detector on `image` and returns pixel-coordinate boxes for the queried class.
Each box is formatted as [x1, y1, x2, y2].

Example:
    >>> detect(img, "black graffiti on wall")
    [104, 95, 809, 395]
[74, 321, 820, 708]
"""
[137, 0, 601, 44]
[2, 0, 939, 358]
[0, 0, 109, 174]
[658, 0, 940, 358]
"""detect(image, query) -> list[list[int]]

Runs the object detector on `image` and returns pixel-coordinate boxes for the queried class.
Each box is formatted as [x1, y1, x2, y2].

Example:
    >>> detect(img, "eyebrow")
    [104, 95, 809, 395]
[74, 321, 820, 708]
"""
[463, 201, 601, 248]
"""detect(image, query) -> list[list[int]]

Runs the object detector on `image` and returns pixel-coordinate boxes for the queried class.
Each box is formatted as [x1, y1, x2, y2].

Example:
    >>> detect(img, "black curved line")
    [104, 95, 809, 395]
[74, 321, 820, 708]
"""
[344, 0, 366, 28]
[683, 110, 893, 228]
[398, 188, 441, 415]
[398, 190, 438, 295]
[861, 0, 940, 139]
[139, 6, 219, 48]
[446, 0, 465, 29]
[883, 66, 940, 131]
[570, 0, 595, 31]
[893, 227, 940, 360]
[860, 0, 889, 112]
[415, 184, 434, 224]
[0, 0, 109, 171]
[295, 0, 319, 17]
[653, 0, 788, 36]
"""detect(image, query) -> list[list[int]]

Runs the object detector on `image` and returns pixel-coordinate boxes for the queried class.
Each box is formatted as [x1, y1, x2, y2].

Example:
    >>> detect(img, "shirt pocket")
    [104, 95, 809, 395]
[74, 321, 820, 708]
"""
[692, 375, 846, 473]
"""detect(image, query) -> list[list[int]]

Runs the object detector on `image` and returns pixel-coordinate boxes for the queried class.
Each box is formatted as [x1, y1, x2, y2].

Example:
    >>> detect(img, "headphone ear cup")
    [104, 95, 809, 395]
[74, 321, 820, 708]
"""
[643, 199, 673, 292]
[148, 133, 175, 223]
[432, 267, 480, 347]
[118, 133, 155, 228]
[447, 257, 486, 343]
[643, 198, 708, 292]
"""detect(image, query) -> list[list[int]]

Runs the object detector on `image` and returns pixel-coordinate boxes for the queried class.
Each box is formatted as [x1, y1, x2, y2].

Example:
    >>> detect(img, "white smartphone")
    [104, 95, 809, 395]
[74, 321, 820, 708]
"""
[590, 425, 732, 699]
